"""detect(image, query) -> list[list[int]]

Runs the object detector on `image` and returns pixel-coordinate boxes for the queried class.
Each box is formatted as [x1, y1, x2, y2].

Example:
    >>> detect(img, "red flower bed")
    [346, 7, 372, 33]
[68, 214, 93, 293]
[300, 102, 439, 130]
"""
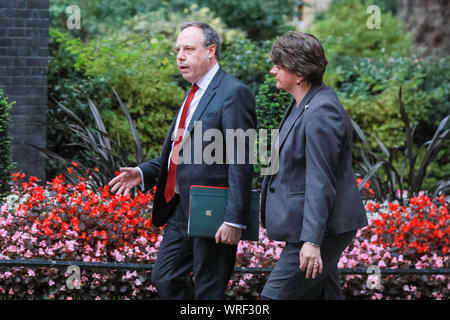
[1, 170, 162, 299]
[0, 171, 448, 299]
[372, 194, 449, 255]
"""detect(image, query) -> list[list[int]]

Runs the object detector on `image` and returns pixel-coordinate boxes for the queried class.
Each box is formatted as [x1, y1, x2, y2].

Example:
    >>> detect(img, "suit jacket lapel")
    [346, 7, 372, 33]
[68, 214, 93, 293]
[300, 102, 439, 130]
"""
[278, 83, 324, 150]
[278, 99, 296, 132]
[263, 84, 324, 190]
[262, 99, 295, 186]
[184, 68, 225, 135]
[165, 69, 224, 152]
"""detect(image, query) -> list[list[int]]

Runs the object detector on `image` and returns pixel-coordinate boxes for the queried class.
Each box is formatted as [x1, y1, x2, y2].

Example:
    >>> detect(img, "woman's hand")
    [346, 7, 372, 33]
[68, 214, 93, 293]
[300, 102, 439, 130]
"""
[299, 242, 323, 279]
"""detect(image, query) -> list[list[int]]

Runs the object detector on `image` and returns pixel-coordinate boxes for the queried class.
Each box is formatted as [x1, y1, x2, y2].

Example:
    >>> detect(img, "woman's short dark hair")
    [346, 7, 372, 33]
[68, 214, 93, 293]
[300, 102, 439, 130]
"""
[271, 31, 328, 85]
[180, 21, 222, 60]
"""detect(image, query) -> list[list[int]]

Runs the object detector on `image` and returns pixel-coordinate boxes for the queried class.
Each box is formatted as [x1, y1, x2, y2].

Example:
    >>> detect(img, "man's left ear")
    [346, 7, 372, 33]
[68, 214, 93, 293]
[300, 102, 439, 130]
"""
[208, 44, 216, 59]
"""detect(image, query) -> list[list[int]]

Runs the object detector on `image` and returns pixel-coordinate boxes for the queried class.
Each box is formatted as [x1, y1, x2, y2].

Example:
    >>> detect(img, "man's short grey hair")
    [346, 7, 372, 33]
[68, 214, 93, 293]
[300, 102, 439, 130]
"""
[180, 21, 222, 60]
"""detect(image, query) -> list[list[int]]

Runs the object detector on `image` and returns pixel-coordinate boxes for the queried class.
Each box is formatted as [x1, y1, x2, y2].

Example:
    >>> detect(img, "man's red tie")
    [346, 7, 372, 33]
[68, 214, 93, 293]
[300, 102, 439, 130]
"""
[164, 83, 199, 203]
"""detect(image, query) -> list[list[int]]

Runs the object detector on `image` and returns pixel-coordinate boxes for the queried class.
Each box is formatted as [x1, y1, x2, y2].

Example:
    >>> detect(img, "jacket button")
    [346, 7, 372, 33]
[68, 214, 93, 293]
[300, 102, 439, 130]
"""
[269, 187, 275, 193]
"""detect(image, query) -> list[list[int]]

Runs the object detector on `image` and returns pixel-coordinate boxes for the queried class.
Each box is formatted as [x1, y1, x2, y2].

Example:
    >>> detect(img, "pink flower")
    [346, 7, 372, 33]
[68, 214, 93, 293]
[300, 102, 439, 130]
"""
[432, 292, 442, 300]
[347, 258, 357, 268]
[265, 248, 274, 257]
[382, 251, 391, 259]
[24, 250, 33, 258]
[372, 293, 383, 300]
[243, 274, 253, 281]
[137, 236, 148, 246]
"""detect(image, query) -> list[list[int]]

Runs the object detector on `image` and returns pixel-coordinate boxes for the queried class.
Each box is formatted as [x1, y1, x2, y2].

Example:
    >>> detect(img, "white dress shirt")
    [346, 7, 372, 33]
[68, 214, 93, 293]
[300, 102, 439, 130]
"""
[138, 63, 245, 229]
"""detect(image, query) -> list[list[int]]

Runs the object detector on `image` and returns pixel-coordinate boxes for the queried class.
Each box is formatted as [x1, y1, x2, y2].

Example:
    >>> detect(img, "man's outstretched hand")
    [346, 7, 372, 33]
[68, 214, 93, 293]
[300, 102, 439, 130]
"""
[108, 167, 142, 196]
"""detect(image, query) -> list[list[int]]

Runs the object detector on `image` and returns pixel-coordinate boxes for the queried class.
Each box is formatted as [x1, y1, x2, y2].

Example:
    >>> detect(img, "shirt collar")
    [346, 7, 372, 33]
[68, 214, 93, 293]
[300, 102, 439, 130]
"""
[195, 63, 219, 91]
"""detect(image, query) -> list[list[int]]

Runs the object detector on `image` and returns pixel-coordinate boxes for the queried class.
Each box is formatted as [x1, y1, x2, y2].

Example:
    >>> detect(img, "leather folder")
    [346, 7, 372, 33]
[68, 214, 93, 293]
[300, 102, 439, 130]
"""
[188, 185, 260, 241]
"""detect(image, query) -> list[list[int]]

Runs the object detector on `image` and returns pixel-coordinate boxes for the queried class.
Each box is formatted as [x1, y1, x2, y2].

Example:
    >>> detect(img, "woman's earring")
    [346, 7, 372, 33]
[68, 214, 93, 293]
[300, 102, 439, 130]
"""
[296, 80, 301, 85]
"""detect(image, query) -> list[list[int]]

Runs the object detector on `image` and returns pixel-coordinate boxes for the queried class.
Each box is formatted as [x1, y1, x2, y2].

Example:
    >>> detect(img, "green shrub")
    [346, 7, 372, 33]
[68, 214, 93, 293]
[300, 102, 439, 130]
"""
[48, 28, 113, 178]
[311, 0, 412, 59]
[0, 89, 15, 198]
[253, 75, 291, 188]
[31, 90, 145, 192]
[197, 0, 296, 40]
[119, 4, 246, 44]
[255, 75, 291, 131]
[221, 39, 273, 94]
[50, 29, 185, 163]
[50, 0, 166, 40]
[325, 55, 450, 190]
[50, 0, 294, 41]
[353, 88, 450, 202]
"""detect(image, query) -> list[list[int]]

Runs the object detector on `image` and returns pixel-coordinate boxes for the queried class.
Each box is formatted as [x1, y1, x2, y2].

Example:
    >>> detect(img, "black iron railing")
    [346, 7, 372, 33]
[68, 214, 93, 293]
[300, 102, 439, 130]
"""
[0, 259, 449, 275]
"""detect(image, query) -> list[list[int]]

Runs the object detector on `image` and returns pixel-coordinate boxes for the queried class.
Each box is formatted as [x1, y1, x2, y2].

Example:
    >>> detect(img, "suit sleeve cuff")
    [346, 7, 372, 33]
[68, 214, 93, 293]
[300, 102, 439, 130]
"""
[224, 222, 247, 229]
[137, 167, 145, 191]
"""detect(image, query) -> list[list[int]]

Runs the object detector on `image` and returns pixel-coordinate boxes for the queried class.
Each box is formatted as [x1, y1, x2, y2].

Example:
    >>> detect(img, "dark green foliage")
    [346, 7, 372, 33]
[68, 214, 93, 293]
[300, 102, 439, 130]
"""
[50, 0, 165, 40]
[327, 55, 450, 190]
[30, 91, 144, 193]
[253, 75, 291, 188]
[0, 89, 15, 198]
[304, 0, 448, 190]
[353, 88, 450, 203]
[50, 0, 296, 41]
[311, 0, 411, 58]
[221, 39, 273, 94]
[315, 0, 399, 18]
[69, 33, 184, 161]
[47, 28, 114, 179]
[48, 29, 184, 172]
[255, 75, 291, 131]
[197, 0, 297, 40]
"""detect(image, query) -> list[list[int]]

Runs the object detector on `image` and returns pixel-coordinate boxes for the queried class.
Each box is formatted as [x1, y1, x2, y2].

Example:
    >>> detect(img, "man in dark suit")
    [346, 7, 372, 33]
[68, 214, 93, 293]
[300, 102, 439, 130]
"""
[108, 22, 256, 299]
[260, 32, 368, 299]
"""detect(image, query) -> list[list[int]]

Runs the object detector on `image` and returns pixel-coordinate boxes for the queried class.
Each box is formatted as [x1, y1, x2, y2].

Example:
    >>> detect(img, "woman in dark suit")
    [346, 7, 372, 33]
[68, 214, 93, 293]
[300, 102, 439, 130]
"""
[260, 32, 368, 299]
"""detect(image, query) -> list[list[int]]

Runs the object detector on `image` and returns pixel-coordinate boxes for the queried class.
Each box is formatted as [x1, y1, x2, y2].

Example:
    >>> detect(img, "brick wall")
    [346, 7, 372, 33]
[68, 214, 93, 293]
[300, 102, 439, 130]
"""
[0, 0, 49, 181]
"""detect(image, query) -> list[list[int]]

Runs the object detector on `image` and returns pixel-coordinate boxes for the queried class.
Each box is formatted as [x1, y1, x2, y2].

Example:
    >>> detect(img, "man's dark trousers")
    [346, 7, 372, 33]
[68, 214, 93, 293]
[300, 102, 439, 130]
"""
[151, 203, 237, 300]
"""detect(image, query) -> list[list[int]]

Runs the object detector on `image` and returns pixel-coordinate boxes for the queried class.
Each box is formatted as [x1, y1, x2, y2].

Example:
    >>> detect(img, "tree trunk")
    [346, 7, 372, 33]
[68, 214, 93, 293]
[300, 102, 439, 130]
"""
[398, 0, 450, 57]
